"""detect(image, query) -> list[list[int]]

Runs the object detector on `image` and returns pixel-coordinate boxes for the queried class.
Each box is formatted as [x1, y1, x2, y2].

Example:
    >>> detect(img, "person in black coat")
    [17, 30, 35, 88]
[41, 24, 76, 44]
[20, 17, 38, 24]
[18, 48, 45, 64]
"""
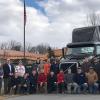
[29, 70, 38, 94]
[73, 67, 88, 94]
[21, 73, 30, 94]
[50, 61, 59, 75]
[3, 59, 15, 94]
[47, 71, 57, 93]
[11, 73, 20, 94]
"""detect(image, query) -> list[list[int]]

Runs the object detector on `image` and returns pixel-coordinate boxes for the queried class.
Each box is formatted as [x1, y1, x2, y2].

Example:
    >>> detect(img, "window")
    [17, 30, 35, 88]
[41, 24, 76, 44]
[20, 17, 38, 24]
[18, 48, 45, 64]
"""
[96, 45, 100, 55]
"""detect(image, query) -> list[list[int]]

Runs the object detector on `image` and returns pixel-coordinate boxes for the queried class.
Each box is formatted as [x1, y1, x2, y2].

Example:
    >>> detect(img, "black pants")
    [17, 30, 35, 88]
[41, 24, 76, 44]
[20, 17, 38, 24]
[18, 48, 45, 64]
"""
[4, 77, 13, 94]
[47, 84, 57, 93]
[58, 83, 64, 93]
[13, 85, 19, 95]
[21, 86, 30, 94]
[0, 78, 2, 94]
[38, 83, 46, 93]
[29, 85, 37, 94]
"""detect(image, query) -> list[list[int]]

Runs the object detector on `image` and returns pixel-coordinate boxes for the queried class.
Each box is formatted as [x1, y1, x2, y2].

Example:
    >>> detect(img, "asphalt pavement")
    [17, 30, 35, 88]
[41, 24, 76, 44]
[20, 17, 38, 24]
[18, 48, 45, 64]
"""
[6, 94, 100, 100]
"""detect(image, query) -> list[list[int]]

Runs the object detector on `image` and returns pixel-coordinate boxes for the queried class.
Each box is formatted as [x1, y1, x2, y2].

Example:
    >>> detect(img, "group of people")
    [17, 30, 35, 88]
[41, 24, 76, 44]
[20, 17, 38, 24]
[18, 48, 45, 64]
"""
[0, 58, 100, 95]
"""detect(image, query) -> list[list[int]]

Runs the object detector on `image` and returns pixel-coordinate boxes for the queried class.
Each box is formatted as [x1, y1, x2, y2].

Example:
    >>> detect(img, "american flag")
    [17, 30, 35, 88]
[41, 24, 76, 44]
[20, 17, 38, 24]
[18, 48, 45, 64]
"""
[24, 0, 26, 26]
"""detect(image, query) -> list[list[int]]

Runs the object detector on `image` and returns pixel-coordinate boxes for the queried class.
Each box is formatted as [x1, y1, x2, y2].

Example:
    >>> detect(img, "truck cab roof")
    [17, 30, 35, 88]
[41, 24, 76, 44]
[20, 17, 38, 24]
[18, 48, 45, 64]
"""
[67, 42, 100, 48]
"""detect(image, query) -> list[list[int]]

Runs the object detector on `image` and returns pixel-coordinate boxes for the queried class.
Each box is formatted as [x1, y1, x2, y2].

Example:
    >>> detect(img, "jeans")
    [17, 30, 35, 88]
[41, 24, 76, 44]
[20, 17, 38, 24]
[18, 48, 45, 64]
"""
[75, 83, 88, 94]
[22, 86, 30, 94]
[47, 83, 57, 93]
[58, 83, 64, 93]
[88, 83, 98, 94]
[67, 83, 78, 94]
[0, 78, 2, 94]
[4, 77, 12, 94]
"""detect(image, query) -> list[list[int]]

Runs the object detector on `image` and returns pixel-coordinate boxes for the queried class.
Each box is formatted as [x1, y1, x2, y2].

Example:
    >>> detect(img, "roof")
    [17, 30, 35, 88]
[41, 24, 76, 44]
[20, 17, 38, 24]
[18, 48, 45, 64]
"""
[53, 48, 67, 57]
[0, 50, 47, 60]
[72, 26, 100, 43]
[67, 42, 100, 47]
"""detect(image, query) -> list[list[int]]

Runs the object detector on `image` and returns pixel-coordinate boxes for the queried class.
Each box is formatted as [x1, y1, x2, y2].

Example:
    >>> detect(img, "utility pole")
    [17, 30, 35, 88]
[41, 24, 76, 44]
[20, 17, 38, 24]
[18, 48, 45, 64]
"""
[24, 0, 26, 62]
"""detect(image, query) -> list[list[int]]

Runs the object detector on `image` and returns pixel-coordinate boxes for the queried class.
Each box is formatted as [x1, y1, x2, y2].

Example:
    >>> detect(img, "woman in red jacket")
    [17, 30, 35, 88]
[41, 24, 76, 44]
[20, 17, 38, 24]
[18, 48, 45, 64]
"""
[38, 70, 47, 93]
[57, 70, 64, 93]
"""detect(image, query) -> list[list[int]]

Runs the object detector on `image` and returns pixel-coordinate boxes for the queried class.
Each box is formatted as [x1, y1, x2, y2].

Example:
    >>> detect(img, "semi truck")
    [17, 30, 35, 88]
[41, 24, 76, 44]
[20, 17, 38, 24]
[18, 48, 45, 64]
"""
[60, 26, 100, 79]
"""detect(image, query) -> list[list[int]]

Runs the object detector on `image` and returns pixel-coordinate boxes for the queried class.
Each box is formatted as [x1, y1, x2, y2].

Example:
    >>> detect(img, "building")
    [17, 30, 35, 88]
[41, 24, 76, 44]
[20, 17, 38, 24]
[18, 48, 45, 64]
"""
[0, 50, 47, 63]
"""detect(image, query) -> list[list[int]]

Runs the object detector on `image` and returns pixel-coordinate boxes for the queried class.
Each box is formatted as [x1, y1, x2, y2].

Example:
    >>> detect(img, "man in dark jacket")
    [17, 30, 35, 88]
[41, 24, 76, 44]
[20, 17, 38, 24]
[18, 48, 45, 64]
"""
[21, 73, 30, 94]
[12, 73, 20, 95]
[3, 59, 15, 94]
[47, 71, 57, 93]
[73, 67, 88, 94]
[50, 61, 59, 75]
[29, 70, 38, 94]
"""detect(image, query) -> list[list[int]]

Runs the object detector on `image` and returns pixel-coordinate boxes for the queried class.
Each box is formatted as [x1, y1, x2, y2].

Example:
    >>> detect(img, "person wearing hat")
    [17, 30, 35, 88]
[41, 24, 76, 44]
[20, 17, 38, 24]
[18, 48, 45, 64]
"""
[3, 59, 15, 94]
[86, 67, 98, 94]
[73, 67, 88, 94]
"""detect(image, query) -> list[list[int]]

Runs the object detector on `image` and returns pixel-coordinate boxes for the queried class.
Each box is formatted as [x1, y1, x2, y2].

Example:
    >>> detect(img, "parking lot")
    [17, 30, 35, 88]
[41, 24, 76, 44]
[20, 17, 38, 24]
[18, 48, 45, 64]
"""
[6, 95, 100, 100]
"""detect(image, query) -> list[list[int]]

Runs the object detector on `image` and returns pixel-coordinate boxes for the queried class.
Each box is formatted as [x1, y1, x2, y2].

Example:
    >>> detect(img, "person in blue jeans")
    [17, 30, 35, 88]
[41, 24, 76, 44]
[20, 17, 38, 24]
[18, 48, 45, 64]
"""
[86, 67, 98, 94]
[73, 67, 88, 94]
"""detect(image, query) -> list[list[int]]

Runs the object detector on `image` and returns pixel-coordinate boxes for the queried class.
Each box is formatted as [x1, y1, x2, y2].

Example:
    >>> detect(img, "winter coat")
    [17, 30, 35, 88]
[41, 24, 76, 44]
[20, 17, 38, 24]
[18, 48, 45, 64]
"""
[86, 71, 98, 84]
[73, 73, 87, 85]
[22, 77, 30, 87]
[57, 72, 64, 84]
[3, 63, 15, 78]
[38, 73, 47, 84]
[44, 63, 50, 76]
[64, 73, 74, 84]
[15, 65, 25, 77]
[47, 74, 57, 86]
[29, 74, 38, 87]
[11, 77, 20, 87]
[50, 63, 59, 75]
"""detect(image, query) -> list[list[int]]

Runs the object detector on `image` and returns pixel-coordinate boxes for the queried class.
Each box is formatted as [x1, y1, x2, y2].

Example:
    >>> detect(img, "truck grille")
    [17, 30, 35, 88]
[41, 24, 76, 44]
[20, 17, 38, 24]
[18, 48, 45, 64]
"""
[60, 62, 78, 73]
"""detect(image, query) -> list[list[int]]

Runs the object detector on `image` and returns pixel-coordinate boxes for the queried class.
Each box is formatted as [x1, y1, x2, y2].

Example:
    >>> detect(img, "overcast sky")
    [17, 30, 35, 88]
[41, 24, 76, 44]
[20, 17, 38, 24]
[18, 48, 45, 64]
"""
[0, 0, 100, 48]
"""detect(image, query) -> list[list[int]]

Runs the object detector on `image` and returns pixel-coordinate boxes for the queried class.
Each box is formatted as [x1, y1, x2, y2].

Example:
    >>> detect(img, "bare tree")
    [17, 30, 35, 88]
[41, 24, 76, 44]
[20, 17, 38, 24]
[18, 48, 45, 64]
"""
[0, 42, 8, 50]
[86, 12, 100, 41]
[0, 40, 51, 54]
[7, 40, 22, 51]
[26, 43, 50, 54]
[0, 40, 22, 51]
[25, 42, 33, 52]
[87, 12, 100, 26]
[36, 44, 50, 54]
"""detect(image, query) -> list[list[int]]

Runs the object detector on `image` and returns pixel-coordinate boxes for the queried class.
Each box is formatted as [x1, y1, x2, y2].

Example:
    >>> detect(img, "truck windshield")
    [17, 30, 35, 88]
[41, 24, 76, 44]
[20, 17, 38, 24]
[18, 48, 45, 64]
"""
[67, 46, 94, 55]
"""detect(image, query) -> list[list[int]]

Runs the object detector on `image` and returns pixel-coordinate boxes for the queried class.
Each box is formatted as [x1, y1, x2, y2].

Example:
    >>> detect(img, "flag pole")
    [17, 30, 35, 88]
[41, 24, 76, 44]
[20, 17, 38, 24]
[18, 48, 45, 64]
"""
[24, 0, 26, 62]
